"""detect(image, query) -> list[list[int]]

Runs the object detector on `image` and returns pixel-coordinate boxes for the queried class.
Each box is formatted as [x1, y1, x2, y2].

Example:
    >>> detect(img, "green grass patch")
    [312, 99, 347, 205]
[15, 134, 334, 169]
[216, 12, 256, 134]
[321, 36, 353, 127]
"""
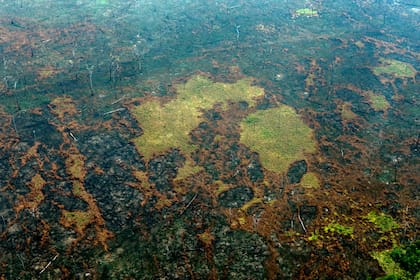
[131, 75, 264, 161]
[368, 92, 390, 112]
[175, 158, 203, 181]
[373, 58, 416, 78]
[341, 102, 357, 121]
[240, 106, 316, 173]
[300, 172, 320, 188]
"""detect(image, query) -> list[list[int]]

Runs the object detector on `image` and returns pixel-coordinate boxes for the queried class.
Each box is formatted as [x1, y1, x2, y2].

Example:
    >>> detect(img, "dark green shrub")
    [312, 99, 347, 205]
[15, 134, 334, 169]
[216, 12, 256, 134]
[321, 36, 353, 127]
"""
[390, 240, 420, 277]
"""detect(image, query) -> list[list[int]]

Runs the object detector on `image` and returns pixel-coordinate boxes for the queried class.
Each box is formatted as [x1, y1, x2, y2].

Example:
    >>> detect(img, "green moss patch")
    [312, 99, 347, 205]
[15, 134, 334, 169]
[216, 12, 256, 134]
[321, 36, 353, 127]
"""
[366, 211, 399, 232]
[324, 222, 354, 237]
[240, 106, 316, 173]
[373, 58, 416, 78]
[131, 75, 264, 161]
[308, 230, 320, 241]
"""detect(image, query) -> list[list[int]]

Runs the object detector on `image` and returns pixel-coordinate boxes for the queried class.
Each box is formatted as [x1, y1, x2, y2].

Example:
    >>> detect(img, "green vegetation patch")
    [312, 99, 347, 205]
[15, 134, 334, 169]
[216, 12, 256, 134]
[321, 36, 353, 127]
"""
[175, 159, 203, 181]
[324, 223, 354, 237]
[294, 8, 318, 17]
[373, 250, 409, 280]
[341, 102, 357, 121]
[240, 106, 316, 173]
[308, 230, 320, 241]
[368, 92, 390, 112]
[373, 244, 420, 280]
[62, 210, 93, 231]
[390, 240, 420, 279]
[373, 58, 416, 78]
[300, 172, 320, 188]
[366, 211, 399, 232]
[132, 75, 264, 160]
[390, 241, 420, 278]
[355, 41, 365, 49]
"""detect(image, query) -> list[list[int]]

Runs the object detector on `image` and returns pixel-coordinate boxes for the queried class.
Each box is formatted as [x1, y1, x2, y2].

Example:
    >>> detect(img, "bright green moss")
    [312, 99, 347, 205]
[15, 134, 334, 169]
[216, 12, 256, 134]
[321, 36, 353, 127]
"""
[373, 58, 416, 78]
[324, 223, 354, 237]
[132, 75, 264, 161]
[366, 211, 399, 232]
[240, 106, 316, 173]
[308, 230, 319, 241]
